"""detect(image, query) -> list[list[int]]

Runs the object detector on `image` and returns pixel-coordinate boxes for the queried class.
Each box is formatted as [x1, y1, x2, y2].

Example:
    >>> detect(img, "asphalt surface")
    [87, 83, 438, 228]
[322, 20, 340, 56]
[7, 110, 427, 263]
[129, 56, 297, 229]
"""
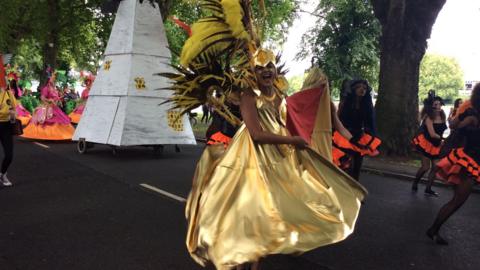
[1, 138, 479, 270]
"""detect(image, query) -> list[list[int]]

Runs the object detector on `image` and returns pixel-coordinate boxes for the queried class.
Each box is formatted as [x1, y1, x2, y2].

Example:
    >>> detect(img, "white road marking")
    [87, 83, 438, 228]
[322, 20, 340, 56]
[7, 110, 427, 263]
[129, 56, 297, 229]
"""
[140, 183, 187, 203]
[33, 142, 50, 149]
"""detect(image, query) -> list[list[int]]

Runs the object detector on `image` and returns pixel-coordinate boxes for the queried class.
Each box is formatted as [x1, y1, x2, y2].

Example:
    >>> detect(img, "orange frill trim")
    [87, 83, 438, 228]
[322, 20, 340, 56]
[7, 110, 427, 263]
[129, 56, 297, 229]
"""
[18, 116, 31, 126]
[207, 132, 232, 148]
[332, 131, 381, 156]
[69, 112, 82, 124]
[436, 148, 480, 184]
[332, 146, 351, 169]
[21, 123, 75, 140]
[412, 133, 441, 158]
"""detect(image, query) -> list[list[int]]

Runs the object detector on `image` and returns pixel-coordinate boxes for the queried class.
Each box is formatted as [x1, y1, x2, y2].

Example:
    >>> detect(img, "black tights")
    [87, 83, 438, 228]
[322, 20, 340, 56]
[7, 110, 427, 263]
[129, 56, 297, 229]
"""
[412, 156, 437, 189]
[348, 153, 363, 181]
[0, 122, 14, 174]
[428, 174, 475, 235]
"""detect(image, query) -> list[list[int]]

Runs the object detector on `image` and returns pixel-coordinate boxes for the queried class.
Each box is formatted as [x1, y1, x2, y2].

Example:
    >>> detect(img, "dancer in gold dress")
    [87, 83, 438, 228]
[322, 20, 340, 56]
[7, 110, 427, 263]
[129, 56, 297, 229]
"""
[184, 50, 366, 269]
[160, 1, 367, 269]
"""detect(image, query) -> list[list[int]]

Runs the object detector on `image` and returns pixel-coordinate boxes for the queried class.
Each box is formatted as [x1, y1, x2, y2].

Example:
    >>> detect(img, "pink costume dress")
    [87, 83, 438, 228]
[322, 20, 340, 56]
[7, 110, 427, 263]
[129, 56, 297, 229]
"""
[15, 104, 31, 126]
[21, 80, 75, 140]
[69, 88, 89, 124]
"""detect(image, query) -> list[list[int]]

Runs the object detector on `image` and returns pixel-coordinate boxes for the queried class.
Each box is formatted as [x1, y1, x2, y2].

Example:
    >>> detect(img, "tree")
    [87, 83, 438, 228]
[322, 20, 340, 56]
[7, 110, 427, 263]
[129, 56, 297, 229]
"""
[419, 54, 463, 102]
[252, 0, 300, 45]
[297, 0, 381, 94]
[5, 0, 299, 82]
[371, 0, 447, 156]
[3, 0, 112, 82]
[286, 74, 305, 95]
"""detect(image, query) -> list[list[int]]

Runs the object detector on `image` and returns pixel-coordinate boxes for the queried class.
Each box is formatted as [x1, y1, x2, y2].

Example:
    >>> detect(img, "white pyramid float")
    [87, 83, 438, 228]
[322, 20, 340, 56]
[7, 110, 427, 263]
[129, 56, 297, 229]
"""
[73, 0, 196, 146]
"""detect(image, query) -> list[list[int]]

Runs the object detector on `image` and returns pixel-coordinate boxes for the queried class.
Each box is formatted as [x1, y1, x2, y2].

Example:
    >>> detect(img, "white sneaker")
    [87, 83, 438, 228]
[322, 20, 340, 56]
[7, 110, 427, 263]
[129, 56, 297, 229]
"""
[1, 173, 13, 187]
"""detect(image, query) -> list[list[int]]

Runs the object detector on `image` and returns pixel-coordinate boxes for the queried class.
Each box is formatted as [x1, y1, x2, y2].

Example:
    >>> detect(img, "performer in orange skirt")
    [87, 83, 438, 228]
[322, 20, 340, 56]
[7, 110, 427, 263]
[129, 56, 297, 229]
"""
[6, 75, 31, 126]
[411, 91, 447, 196]
[426, 83, 480, 245]
[285, 67, 369, 169]
[69, 73, 94, 124]
[21, 73, 75, 140]
[337, 79, 381, 181]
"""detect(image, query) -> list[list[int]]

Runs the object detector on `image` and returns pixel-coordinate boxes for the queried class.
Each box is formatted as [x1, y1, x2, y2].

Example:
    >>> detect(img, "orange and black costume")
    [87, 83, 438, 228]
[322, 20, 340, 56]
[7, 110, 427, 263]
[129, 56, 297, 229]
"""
[412, 122, 447, 159]
[206, 101, 241, 148]
[337, 79, 381, 178]
[436, 109, 480, 184]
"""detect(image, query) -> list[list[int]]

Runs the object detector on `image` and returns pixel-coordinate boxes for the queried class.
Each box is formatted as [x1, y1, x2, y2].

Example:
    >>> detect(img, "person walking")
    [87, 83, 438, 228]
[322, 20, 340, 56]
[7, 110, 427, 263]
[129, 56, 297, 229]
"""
[0, 86, 17, 187]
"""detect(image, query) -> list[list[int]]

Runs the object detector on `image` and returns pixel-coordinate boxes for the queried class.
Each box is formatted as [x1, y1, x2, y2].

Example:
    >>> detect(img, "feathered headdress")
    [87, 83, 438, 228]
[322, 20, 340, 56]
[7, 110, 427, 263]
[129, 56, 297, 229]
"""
[6, 64, 20, 82]
[159, 0, 288, 125]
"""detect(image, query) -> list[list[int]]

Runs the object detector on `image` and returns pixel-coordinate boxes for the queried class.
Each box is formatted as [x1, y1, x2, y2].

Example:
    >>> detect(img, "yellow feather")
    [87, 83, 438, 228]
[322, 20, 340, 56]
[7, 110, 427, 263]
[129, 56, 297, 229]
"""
[221, 0, 250, 40]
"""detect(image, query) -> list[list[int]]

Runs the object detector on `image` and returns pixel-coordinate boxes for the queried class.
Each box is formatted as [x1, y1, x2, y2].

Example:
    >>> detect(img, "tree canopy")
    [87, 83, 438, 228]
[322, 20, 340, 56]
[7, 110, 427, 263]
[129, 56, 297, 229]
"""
[1, 0, 112, 83]
[2, 0, 299, 82]
[297, 0, 380, 95]
[419, 54, 464, 102]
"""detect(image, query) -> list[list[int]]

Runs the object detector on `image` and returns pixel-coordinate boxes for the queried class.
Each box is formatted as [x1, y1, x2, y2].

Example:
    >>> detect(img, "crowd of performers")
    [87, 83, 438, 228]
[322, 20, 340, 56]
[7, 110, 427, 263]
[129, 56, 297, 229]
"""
[192, 51, 480, 268]
[3, 68, 94, 140]
[410, 86, 480, 245]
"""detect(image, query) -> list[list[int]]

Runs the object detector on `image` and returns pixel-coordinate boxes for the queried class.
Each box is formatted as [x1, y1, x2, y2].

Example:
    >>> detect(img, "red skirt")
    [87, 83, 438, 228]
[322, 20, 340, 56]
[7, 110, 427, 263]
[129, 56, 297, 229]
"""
[412, 134, 441, 159]
[436, 148, 480, 184]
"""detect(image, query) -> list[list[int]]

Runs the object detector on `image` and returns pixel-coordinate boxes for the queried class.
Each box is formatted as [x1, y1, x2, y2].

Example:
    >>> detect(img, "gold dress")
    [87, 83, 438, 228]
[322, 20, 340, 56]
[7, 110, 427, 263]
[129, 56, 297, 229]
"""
[186, 92, 367, 269]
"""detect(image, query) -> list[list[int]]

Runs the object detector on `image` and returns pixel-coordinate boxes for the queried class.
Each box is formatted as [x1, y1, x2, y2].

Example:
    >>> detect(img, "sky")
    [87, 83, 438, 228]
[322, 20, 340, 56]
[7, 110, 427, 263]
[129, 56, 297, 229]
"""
[282, 0, 480, 81]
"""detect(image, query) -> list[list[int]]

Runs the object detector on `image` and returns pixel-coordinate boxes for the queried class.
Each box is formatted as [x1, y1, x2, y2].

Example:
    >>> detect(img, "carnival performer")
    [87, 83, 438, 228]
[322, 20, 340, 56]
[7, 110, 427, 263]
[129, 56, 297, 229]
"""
[0, 69, 17, 187]
[161, 2, 366, 268]
[21, 73, 75, 140]
[205, 91, 242, 149]
[337, 79, 381, 181]
[448, 98, 463, 125]
[183, 49, 366, 270]
[411, 91, 447, 196]
[7, 77, 31, 126]
[285, 67, 355, 169]
[68, 74, 94, 124]
[426, 83, 480, 245]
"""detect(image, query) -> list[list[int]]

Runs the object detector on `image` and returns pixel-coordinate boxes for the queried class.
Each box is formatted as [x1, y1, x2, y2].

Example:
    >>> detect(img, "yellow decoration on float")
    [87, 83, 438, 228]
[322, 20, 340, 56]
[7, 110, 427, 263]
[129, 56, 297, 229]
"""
[134, 77, 146, 90]
[167, 111, 184, 132]
[103, 60, 112, 71]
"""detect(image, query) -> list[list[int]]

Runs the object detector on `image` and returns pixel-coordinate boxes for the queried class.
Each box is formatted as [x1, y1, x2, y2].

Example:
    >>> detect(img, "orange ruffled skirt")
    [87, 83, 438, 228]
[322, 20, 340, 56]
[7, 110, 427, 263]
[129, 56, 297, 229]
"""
[436, 148, 480, 185]
[18, 116, 31, 126]
[331, 131, 381, 169]
[412, 133, 441, 159]
[332, 131, 381, 156]
[206, 131, 232, 149]
[69, 112, 82, 124]
[21, 123, 75, 140]
[332, 146, 351, 169]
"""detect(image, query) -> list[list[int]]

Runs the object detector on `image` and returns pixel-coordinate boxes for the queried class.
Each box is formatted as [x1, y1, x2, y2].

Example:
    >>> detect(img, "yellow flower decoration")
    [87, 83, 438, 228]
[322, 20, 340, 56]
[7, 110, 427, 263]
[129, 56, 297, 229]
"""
[134, 77, 146, 90]
[167, 111, 184, 132]
[103, 60, 112, 71]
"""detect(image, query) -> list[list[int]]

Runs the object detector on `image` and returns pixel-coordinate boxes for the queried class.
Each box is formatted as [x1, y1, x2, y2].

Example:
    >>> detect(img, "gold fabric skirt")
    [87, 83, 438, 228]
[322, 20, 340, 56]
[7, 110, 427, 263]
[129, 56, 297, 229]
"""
[186, 97, 367, 269]
[186, 129, 366, 269]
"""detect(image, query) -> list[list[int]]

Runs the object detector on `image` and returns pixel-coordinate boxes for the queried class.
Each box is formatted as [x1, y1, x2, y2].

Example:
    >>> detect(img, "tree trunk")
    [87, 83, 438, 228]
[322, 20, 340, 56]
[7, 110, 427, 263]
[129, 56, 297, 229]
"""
[41, 0, 60, 85]
[371, 0, 446, 156]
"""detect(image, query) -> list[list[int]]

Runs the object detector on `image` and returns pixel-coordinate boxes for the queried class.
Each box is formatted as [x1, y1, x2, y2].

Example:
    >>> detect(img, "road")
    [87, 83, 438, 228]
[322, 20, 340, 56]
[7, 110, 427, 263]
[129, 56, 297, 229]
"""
[1, 138, 479, 270]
